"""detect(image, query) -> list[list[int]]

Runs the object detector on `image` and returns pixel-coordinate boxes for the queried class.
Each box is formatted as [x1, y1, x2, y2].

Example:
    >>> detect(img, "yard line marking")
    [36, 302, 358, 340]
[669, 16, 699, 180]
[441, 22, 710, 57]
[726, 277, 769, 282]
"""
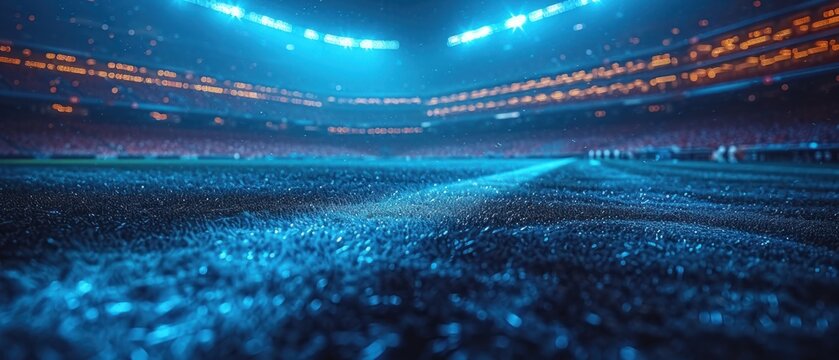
[350, 158, 576, 219]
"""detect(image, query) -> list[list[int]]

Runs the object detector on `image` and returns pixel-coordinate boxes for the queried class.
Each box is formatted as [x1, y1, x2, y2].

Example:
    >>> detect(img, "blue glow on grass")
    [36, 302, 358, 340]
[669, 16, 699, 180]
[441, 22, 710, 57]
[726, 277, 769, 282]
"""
[355, 159, 575, 219]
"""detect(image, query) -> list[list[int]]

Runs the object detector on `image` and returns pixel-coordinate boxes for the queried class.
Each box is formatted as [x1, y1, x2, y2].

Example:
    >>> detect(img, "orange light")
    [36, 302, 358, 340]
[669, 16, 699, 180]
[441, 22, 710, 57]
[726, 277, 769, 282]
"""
[51, 104, 73, 113]
[150, 112, 168, 121]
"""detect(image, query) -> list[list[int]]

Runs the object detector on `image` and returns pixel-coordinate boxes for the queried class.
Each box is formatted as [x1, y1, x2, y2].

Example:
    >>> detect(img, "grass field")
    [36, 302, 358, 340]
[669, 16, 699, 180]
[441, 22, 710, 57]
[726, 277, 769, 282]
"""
[0, 158, 837, 359]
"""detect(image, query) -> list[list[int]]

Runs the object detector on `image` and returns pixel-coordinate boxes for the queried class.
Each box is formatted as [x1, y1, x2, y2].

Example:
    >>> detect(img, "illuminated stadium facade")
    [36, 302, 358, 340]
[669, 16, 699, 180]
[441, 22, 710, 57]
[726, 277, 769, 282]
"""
[0, 0, 837, 129]
[0, 0, 836, 156]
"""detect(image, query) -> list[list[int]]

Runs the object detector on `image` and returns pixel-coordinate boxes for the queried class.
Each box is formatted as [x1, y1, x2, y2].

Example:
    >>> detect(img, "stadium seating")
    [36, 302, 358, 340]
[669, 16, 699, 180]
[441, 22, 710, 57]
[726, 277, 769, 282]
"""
[1, 108, 835, 159]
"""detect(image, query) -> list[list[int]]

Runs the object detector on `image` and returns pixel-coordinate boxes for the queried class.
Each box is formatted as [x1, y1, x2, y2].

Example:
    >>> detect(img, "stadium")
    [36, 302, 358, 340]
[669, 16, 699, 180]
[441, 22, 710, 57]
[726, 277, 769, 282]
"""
[0, 0, 837, 358]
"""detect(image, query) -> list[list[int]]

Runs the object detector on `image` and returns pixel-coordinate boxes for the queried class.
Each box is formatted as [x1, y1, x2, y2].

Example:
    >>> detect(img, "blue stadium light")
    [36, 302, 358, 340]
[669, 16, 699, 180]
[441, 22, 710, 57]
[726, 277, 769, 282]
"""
[339, 38, 354, 47]
[251, 14, 292, 32]
[180, 0, 399, 50]
[324, 34, 354, 48]
[504, 15, 527, 30]
[474, 26, 493, 39]
[446, 0, 601, 47]
[528, 9, 545, 22]
[304, 29, 320, 40]
[375, 40, 401, 50]
[210, 3, 244, 18]
[448, 26, 493, 46]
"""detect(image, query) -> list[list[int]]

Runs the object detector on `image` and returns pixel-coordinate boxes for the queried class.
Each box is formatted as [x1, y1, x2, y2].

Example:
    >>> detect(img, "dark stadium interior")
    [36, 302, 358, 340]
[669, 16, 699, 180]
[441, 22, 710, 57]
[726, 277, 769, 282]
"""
[0, 0, 838, 359]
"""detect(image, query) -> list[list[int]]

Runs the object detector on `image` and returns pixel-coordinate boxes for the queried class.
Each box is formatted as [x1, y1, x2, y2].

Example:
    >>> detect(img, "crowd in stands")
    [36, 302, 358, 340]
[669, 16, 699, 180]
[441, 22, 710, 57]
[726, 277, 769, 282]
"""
[540, 115, 838, 156]
[0, 119, 112, 156]
[0, 110, 836, 159]
[0, 65, 330, 123]
[0, 118, 371, 158]
[396, 111, 838, 159]
[73, 122, 367, 158]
